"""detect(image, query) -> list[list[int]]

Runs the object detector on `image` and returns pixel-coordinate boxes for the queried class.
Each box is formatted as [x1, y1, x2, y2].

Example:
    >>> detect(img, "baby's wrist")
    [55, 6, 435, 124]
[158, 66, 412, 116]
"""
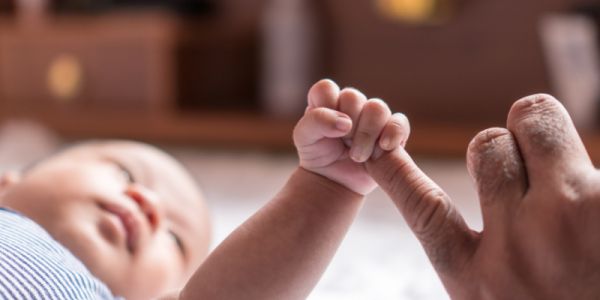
[299, 163, 376, 196]
[294, 167, 364, 202]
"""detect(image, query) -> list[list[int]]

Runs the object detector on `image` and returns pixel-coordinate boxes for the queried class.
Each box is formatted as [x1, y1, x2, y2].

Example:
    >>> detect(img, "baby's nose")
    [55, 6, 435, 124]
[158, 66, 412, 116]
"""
[124, 185, 163, 233]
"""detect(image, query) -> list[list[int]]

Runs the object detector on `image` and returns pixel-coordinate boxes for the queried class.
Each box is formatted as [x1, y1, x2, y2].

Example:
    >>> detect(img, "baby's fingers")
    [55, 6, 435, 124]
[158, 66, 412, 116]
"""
[308, 79, 340, 109]
[293, 107, 353, 147]
[379, 113, 410, 151]
[350, 99, 391, 163]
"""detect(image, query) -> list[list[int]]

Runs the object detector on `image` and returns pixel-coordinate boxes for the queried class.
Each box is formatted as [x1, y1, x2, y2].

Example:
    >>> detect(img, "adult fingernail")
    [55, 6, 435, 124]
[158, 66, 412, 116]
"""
[336, 117, 352, 131]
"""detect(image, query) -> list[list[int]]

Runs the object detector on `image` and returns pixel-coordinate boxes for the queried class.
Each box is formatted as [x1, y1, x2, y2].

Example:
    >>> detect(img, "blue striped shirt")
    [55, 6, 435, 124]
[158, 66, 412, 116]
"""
[0, 208, 120, 299]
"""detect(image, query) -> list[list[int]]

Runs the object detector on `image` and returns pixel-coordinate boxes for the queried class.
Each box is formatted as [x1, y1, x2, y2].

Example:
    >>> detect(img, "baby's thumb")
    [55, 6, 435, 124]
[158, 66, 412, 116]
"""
[293, 107, 352, 148]
[365, 148, 477, 279]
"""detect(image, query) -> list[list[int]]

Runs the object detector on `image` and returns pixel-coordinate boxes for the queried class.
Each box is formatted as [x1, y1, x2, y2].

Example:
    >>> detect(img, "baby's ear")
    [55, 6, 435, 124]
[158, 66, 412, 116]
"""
[0, 172, 21, 191]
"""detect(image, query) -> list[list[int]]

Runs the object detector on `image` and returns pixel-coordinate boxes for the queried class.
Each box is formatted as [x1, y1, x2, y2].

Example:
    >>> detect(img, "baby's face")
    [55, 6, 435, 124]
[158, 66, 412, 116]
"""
[0, 141, 211, 299]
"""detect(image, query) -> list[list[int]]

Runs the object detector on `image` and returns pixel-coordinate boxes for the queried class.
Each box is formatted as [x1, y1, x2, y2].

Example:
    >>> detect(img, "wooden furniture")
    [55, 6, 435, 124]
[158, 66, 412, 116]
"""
[2, 0, 600, 163]
[0, 2, 282, 150]
[0, 12, 177, 114]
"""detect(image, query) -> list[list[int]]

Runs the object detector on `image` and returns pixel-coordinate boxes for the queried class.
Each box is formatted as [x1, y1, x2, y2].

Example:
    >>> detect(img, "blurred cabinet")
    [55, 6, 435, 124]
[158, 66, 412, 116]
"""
[0, 12, 176, 114]
[0, 4, 295, 149]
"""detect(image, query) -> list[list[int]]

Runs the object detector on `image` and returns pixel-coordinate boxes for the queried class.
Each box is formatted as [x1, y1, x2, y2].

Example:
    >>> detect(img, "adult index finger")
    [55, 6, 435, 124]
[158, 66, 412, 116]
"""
[366, 148, 478, 283]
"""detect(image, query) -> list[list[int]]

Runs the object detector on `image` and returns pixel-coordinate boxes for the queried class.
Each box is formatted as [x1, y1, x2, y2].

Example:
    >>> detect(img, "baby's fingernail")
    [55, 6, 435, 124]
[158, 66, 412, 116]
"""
[336, 117, 352, 131]
[351, 146, 366, 162]
[380, 137, 391, 150]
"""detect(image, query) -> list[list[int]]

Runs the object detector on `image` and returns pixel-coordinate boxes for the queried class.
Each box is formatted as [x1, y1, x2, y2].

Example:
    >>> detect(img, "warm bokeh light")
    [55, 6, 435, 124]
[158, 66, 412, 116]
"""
[46, 54, 83, 102]
[376, 0, 436, 23]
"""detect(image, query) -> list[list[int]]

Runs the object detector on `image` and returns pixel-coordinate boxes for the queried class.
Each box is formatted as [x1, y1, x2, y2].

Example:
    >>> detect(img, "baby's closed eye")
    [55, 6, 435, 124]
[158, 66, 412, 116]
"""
[115, 162, 136, 183]
[169, 230, 186, 257]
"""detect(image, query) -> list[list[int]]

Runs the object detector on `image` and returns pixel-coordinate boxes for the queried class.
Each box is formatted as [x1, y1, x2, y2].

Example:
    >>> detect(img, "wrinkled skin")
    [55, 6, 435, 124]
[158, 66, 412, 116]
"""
[367, 94, 600, 299]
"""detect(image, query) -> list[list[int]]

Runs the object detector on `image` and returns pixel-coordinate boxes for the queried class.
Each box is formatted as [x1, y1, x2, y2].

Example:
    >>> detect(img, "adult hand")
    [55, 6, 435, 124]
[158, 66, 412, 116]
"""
[367, 94, 600, 299]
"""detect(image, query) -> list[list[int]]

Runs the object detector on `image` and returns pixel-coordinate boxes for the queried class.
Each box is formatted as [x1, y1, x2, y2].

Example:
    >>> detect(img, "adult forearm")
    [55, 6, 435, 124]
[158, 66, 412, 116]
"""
[179, 167, 364, 300]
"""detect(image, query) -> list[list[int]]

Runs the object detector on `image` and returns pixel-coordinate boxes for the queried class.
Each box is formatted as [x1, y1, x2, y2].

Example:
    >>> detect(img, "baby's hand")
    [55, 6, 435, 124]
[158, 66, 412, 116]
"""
[293, 79, 410, 195]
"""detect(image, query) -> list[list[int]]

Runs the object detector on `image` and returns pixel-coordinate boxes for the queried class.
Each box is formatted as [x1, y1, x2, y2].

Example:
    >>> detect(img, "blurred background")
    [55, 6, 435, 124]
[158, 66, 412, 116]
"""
[1, 0, 600, 299]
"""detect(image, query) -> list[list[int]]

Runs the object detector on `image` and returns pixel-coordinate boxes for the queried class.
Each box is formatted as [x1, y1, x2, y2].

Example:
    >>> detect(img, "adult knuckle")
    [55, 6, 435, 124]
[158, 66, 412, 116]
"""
[467, 129, 523, 199]
[468, 128, 510, 149]
[558, 173, 588, 203]
[508, 93, 571, 155]
[467, 128, 511, 167]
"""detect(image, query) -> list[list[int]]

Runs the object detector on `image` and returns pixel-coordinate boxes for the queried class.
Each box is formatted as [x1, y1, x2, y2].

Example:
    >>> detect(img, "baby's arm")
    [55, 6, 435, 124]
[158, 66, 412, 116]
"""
[178, 168, 362, 299]
[177, 80, 409, 300]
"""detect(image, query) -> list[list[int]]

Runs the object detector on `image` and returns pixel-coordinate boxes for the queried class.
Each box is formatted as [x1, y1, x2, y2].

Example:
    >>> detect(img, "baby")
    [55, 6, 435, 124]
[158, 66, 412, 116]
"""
[0, 79, 409, 299]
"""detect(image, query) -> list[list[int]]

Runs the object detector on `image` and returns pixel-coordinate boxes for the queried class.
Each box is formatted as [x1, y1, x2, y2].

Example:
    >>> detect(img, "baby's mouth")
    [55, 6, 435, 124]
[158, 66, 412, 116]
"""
[99, 202, 142, 254]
